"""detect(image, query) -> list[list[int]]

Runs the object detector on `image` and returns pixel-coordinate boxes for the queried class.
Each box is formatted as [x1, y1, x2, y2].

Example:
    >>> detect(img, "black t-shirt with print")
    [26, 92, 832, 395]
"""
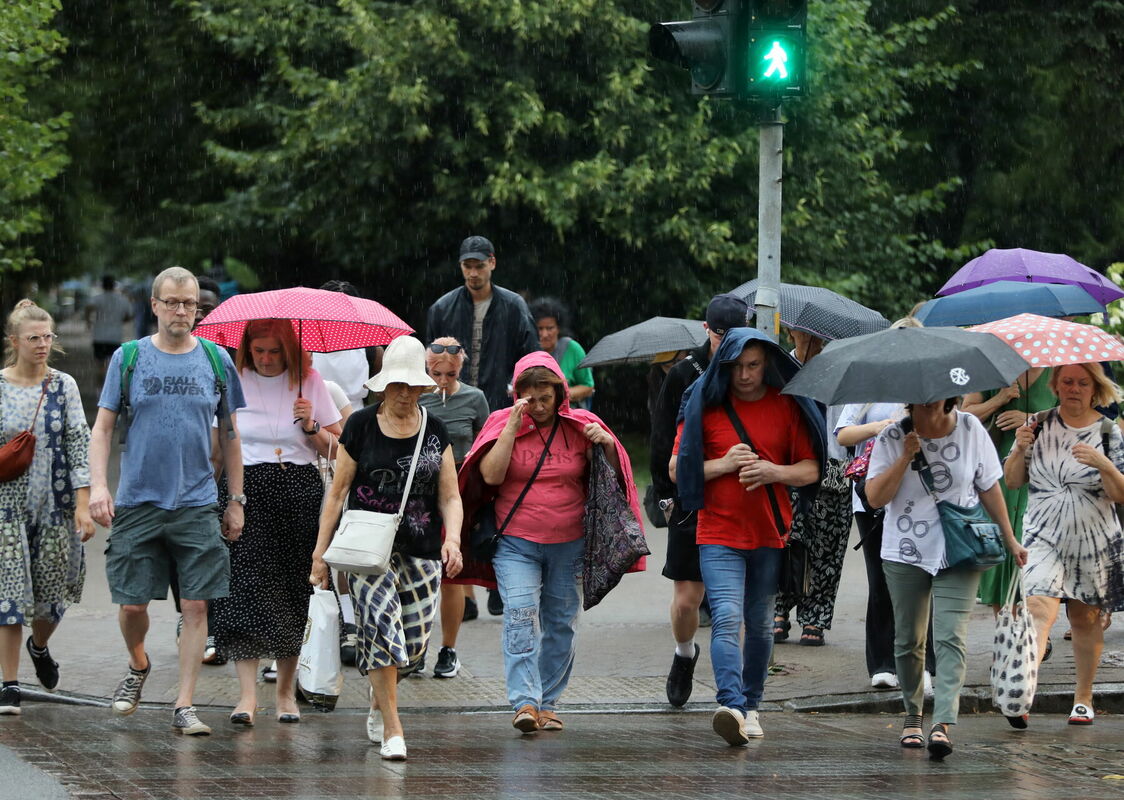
[339, 403, 451, 560]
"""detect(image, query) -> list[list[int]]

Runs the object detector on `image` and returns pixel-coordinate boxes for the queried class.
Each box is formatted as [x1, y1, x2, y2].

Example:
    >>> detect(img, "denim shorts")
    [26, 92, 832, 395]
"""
[105, 503, 230, 605]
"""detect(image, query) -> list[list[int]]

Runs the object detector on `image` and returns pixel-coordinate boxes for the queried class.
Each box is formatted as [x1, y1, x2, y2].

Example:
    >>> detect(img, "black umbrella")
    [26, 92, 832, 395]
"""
[578, 317, 708, 368]
[732, 279, 890, 340]
[781, 327, 1030, 405]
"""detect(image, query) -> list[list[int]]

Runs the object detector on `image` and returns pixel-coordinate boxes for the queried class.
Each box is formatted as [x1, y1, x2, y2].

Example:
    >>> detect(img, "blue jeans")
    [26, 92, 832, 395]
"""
[492, 535, 584, 711]
[699, 544, 782, 713]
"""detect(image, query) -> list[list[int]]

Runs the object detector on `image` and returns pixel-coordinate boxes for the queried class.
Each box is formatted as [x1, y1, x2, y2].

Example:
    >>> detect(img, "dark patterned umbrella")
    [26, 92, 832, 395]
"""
[578, 317, 708, 368]
[732, 280, 890, 340]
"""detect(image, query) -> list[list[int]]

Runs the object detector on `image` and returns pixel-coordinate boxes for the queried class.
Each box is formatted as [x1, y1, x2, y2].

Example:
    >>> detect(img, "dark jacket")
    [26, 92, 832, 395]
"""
[649, 342, 711, 501]
[425, 284, 539, 411]
[675, 328, 826, 513]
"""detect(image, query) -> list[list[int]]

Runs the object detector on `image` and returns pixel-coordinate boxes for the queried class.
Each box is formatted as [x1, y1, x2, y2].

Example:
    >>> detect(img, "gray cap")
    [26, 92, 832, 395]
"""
[459, 235, 495, 262]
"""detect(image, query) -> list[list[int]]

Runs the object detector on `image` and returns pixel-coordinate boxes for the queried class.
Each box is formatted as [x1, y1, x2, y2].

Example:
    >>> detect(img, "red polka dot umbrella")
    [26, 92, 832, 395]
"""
[968, 313, 1124, 367]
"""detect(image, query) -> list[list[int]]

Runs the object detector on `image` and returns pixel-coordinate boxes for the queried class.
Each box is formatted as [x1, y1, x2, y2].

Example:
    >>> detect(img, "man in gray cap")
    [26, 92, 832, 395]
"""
[426, 235, 539, 412]
[649, 292, 749, 708]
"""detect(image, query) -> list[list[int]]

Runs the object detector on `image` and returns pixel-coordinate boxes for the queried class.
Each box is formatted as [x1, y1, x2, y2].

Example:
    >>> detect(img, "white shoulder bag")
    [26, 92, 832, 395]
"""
[322, 407, 428, 575]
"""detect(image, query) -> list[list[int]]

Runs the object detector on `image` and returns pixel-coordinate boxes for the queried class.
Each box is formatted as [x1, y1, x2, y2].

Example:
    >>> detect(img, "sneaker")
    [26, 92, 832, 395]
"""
[201, 635, 226, 666]
[871, 672, 899, 690]
[923, 671, 934, 699]
[743, 709, 764, 738]
[399, 652, 426, 678]
[25, 637, 59, 692]
[666, 644, 700, 707]
[172, 705, 212, 736]
[0, 685, 20, 715]
[1068, 703, 1095, 725]
[112, 660, 150, 716]
[340, 624, 358, 667]
[175, 615, 183, 646]
[712, 706, 749, 746]
[462, 596, 479, 622]
[380, 735, 407, 761]
[487, 589, 504, 616]
[262, 661, 278, 683]
[366, 708, 383, 743]
[433, 646, 461, 679]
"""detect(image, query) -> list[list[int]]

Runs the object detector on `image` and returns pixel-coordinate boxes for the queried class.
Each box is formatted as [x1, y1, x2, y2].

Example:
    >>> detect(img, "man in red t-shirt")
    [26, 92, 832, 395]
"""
[671, 338, 818, 745]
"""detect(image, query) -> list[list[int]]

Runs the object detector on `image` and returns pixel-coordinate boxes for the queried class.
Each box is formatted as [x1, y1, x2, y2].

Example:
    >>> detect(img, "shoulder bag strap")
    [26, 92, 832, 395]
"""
[394, 406, 429, 522]
[496, 415, 560, 535]
[721, 398, 786, 538]
[28, 372, 50, 431]
[684, 354, 705, 377]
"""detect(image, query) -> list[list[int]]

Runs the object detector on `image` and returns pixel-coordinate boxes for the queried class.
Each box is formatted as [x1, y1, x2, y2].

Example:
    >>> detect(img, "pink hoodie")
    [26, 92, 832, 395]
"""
[446, 350, 646, 587]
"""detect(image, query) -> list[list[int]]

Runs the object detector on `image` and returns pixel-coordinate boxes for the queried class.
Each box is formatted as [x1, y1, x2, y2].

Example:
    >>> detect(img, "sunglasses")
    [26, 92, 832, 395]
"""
[428, 344, 463, 355]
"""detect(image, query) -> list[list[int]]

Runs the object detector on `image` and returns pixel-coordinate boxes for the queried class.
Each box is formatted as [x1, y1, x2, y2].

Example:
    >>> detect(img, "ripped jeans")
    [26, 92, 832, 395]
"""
[492, 534, 584, 712]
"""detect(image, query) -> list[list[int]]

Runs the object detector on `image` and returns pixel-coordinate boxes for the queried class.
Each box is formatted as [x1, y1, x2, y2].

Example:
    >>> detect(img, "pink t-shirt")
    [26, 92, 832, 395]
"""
[494, 419, 589, 544]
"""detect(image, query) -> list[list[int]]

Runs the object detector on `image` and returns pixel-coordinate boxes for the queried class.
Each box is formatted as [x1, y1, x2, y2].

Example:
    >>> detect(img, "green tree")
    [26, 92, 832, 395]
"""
[0, 0, 69, 277]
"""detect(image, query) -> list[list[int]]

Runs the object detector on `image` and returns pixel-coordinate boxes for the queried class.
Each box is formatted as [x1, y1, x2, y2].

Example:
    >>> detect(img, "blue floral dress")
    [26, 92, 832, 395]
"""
[0, 370, 90, 626]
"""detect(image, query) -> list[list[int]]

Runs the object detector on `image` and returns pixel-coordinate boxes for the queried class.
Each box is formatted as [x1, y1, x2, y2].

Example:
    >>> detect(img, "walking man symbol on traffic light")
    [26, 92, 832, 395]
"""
[762, 40, 788, 79]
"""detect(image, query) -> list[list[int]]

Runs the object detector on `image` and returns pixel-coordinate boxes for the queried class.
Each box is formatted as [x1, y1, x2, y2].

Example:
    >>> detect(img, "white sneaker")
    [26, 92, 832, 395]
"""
[712, 706, 749, 746]
[871, 672, 899, 690]
[380, 734, 407, 761]
[366, 708, 383, 743]
[923, 671, 934, 699]
[743, 709, 764, 738]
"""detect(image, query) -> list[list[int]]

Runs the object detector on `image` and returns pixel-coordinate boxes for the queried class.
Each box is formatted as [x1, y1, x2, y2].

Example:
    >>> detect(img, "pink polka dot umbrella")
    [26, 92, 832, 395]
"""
[967, 313, 1124, 367]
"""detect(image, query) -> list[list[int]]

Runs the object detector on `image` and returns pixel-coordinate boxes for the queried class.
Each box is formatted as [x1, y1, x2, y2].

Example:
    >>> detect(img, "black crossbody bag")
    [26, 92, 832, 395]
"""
[721, 399, 811, 596]
[469, 416, 560, 561]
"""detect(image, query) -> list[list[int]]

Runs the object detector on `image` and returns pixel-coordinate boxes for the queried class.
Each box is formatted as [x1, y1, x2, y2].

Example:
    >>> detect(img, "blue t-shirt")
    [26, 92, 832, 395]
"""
[98, 337, 245, 510]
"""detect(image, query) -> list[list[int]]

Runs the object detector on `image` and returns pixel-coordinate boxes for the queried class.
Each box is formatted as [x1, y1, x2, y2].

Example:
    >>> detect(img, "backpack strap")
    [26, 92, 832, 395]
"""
[117, 340, 141, 448]
[684, 354, 705, 377]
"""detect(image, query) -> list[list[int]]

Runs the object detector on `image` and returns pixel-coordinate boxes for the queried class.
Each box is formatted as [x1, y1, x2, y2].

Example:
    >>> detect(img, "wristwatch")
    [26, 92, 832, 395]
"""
[228, 494, 247, 506]
[302, 421, 321, 436]
[658, 498, 675, 512]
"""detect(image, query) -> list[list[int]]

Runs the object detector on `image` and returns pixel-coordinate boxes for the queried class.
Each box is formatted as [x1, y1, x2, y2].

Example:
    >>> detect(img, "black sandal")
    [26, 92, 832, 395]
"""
[799, 626, 825, 647]
[773, 618, 791, 643]
[927, 723, 953, 760]
[900, 714, 924, 749]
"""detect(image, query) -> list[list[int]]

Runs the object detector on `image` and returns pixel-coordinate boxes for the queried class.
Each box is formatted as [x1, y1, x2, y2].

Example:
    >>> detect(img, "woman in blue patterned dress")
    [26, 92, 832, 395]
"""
[0, 300, 93, 715]
[1004, 363, 1124, 727]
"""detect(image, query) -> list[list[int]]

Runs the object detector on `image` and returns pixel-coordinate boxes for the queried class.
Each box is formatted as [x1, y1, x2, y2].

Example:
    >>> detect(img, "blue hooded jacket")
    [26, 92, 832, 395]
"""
[674, 327, 826, 514]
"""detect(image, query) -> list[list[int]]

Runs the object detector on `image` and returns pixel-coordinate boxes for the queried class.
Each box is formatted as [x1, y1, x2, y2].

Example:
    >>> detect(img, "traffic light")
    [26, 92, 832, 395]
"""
[650, 1, 807, 100]
[649, 1, 743, 98]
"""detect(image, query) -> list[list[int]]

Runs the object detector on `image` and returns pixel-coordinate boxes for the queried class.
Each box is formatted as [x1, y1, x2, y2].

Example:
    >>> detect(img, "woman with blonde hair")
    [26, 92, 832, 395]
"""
[0, 300, 93, 715]
[1005, 361, 1124, 727]
[211, 318, 342, 726]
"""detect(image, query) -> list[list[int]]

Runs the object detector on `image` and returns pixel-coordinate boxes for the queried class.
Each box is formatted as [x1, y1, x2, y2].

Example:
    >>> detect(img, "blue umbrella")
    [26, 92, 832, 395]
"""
[914, 280, 1105, 327]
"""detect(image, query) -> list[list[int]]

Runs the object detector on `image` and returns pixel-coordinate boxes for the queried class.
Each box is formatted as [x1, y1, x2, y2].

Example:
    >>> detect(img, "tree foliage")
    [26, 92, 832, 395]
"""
[0, 0, 69, 276]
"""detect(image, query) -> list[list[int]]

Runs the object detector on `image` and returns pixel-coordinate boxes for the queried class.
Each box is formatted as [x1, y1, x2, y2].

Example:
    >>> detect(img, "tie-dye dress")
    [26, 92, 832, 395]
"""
[1022, 410, 1124, 611]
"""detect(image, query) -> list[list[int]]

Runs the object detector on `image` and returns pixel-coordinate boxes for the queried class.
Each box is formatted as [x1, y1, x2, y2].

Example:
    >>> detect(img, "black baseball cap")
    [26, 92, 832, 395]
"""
[705, 293, 749, 335]
[459, 236, 495, 263]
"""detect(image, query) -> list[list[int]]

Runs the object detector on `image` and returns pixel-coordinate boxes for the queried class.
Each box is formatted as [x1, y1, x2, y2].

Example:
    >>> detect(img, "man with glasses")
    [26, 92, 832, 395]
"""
[88, 266, 246, 736]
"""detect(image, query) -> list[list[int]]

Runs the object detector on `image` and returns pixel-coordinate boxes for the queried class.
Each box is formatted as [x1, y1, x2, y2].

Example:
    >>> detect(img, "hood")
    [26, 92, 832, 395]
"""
[510, 350, 571, 412]
[694, 327, 803, 409]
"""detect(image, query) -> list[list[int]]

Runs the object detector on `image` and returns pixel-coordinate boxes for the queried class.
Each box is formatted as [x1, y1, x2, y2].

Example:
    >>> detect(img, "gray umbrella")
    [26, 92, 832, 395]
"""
[781, 327, 1030, 405]
[578, 317, 708, 368]
[732, 279, 890, 340]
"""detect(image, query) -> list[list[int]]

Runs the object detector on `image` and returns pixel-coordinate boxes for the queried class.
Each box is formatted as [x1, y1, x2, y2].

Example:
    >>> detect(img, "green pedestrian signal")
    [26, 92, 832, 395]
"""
[746, 30, 804, 97]
[762, 40, 788, 79]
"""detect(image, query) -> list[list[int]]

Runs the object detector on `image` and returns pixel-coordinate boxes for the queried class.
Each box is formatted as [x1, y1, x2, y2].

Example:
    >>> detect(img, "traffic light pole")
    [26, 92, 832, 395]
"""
[755, 104, 783, 341]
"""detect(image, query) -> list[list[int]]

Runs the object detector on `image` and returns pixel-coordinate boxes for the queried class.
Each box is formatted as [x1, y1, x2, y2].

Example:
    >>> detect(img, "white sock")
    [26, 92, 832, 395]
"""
[675, 640, 696, 659]
[339, 594, 356, 626]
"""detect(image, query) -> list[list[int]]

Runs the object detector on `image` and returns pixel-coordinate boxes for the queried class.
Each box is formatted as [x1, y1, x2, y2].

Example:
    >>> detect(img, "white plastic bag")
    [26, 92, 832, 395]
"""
[297, 588, 343, 711]
[990, 572, 1039, 717]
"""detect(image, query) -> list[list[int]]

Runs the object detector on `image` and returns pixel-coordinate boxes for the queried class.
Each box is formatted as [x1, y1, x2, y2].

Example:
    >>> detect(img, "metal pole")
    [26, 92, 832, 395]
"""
[755, 104, 784, 341]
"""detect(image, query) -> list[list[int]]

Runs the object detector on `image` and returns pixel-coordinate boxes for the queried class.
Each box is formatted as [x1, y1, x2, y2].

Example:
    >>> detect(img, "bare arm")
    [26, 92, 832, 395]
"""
[437, 445, 464, 578]
[480, 400, 527, 486]
[864, 433, 921, 509]
[88, 407, 117, 527]
[569, 384, 594, 403]
[836, 419, 891, 448]
[218, 414, 244, 541]
[309, 444, 356, 588]
[739, 456, 819, 493]
[1003, 422, 1036, 489]
[669, 443, 756, 484]
[962, 386, 1019, 423]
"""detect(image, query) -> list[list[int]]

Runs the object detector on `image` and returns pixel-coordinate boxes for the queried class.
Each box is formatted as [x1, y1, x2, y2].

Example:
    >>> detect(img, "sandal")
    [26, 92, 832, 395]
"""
[773, 618, 791, 644]
[1042, 637, 1053, 663]
[927, 723, 953, 760]
[900, 713, 924, 749]
[799, 626, 825, 647]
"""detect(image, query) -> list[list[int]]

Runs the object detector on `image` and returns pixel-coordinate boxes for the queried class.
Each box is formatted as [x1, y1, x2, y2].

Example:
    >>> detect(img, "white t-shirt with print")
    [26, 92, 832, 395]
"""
[235, 368, 342, 466]
[867, 410, 1002, 575]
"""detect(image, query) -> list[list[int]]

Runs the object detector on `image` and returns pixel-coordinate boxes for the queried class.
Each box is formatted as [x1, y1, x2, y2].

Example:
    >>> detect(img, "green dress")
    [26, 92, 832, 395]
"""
[976, 369, 1055, 605]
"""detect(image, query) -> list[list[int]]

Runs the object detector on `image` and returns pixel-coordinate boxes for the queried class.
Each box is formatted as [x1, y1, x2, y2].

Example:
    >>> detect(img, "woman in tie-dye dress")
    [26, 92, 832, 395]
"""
[1005, 363, 1124, 728]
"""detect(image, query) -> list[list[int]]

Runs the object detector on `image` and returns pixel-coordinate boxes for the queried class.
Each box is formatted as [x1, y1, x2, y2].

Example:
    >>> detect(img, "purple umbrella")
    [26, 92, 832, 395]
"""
[937, 248, 1124, 306]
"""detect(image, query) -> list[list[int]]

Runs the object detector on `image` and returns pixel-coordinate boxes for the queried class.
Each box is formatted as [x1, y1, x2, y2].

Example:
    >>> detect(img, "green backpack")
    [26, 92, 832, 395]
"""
[116, 338, 233, 449]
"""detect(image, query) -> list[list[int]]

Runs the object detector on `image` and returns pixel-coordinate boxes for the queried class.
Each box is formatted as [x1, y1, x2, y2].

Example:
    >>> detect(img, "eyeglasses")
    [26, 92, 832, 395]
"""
[428, 344, 463, 355]
[22, 333, 56, 345]
[154, 297, 198, 312]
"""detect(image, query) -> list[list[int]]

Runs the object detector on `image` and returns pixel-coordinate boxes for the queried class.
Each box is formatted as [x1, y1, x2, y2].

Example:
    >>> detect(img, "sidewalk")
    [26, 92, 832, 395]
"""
[19, 320, 1124, 717]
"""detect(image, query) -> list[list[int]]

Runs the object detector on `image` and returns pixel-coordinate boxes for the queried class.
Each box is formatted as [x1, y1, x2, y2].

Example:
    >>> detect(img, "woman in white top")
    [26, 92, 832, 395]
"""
[866, 397, 1024, 759]
[1004, 363, 1124, 727]
[211, 319, 342, 726]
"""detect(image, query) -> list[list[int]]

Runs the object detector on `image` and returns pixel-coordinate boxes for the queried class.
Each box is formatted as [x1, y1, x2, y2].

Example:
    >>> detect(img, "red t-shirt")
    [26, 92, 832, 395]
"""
[673, 386, 817, 550]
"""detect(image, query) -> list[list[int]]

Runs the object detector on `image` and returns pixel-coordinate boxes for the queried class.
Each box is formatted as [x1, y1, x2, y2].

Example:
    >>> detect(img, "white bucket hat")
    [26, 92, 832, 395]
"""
[364, 336, 436, 394]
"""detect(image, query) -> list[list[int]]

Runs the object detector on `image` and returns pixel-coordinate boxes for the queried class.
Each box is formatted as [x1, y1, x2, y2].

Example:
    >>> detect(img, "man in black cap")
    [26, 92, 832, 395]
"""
[426, 235, 539, 412]
[649, 292, 749, 708]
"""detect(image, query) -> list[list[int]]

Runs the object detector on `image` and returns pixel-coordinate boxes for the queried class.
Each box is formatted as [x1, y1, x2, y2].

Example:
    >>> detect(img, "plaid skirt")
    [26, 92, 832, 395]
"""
[348, 552, 441, 672]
